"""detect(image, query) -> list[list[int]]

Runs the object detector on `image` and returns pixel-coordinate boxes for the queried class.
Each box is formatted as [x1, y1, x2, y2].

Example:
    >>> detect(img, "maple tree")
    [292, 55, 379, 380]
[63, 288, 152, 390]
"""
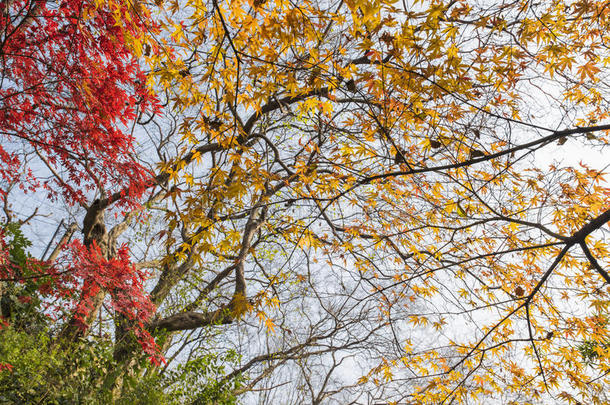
[0, 0, 162, 386]
[2, 0, 610, 403]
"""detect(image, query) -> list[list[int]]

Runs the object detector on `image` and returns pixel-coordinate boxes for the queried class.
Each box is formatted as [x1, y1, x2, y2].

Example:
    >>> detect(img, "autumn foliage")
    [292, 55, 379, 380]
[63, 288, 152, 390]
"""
[1, 0, 610, 403]
[0, 0, 159, 366]
[0, 0, 157, 204]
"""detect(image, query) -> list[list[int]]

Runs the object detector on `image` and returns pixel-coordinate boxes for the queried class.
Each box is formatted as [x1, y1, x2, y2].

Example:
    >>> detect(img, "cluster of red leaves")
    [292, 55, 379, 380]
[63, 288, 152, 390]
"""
[0, 228, 161, 361]
[65, 240, 159, 358]
[0, 0, 164, 363]
[0, 0, 158, 206]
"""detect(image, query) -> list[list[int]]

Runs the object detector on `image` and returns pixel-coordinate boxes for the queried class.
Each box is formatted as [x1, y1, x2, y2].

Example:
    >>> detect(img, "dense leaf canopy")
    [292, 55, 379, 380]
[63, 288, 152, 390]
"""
[1, 0, 609, 403]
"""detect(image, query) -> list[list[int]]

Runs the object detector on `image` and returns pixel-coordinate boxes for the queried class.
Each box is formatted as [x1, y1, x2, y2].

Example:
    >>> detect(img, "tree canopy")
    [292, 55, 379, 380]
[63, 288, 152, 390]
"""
[1, 0, 609, 403]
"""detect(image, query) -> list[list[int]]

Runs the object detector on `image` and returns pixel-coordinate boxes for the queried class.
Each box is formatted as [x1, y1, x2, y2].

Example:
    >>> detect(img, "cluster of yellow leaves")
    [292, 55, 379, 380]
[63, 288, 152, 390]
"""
[137, 0, 610, 402]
